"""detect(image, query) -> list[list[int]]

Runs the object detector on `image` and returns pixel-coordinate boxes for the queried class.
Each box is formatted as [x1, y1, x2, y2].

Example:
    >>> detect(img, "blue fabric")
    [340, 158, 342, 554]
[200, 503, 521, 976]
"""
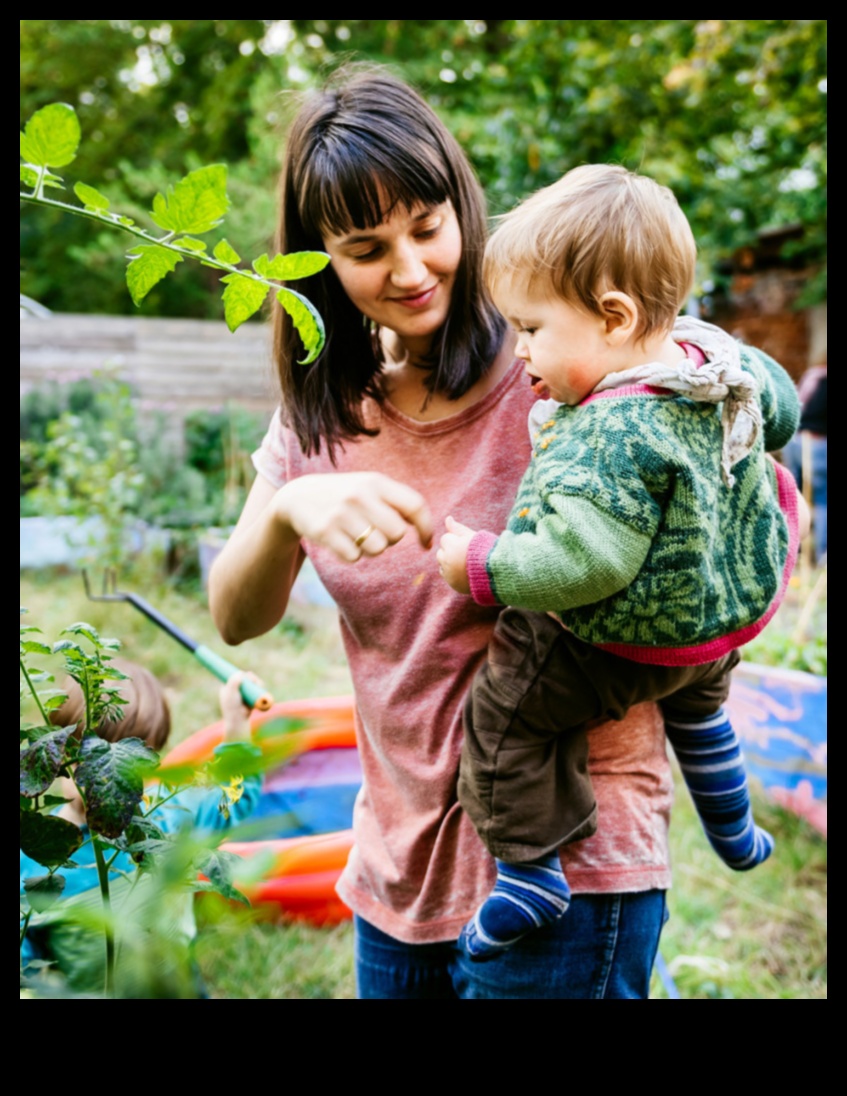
[354, 890, 668, 999]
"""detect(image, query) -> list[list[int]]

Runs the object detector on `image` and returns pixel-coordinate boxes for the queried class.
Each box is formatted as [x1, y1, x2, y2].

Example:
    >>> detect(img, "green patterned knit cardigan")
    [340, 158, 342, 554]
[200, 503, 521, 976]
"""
[467, 346, 800, 662]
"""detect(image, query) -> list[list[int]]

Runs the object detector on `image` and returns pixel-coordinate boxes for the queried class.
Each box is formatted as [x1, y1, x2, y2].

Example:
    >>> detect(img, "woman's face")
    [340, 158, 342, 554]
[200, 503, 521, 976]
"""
[322, 199, 462, 357]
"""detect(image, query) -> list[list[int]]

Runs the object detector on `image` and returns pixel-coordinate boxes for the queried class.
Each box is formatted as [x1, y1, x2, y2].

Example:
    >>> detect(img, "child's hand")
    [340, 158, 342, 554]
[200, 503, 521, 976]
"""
[219, 672, 259, 742]
[437, 515, 476, 595]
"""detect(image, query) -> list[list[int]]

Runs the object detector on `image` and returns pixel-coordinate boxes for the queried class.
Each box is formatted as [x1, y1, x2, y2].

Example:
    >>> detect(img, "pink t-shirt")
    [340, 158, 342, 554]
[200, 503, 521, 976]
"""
[253, 359, 672, 943]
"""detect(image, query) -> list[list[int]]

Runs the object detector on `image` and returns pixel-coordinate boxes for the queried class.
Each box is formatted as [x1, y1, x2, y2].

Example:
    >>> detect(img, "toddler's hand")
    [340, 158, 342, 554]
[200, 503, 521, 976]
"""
[219, 672, 259, 742]
[437, 515, 476, 595]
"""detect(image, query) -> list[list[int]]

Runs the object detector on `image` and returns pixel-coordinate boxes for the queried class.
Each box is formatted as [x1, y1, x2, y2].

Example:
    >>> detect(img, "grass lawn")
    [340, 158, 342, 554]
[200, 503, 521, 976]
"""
[21, 560, 826, 999]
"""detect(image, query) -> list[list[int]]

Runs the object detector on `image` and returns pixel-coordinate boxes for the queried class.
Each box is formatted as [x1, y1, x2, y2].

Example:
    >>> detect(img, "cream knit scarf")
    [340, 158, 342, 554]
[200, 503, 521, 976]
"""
[593, 316, 761, 488]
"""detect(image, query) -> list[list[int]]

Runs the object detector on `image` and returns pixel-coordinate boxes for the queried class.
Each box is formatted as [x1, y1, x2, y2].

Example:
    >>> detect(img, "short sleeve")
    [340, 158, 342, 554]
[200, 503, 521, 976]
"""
[252, 407, 291, 489]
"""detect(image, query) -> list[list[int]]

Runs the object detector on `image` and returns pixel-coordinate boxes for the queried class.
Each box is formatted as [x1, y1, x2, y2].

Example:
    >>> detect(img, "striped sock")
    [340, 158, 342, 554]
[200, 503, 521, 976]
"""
[664, 707, 774, 871]
[459, 852, 571, 960]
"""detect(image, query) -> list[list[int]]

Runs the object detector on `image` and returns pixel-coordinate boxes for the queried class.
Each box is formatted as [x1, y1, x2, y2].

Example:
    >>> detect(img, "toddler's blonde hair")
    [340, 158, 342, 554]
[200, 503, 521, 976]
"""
[485, 164, 696, 339]
[51, 658, 171, 751]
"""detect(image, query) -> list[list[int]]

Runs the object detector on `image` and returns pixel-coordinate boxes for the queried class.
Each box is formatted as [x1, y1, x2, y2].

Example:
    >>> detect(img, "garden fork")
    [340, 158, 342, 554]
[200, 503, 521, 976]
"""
[82, 569, 273, 711]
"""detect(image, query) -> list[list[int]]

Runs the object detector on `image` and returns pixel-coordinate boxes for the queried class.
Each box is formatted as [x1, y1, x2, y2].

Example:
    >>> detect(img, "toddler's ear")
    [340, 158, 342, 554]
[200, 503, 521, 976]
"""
[598, 291, 639, 343]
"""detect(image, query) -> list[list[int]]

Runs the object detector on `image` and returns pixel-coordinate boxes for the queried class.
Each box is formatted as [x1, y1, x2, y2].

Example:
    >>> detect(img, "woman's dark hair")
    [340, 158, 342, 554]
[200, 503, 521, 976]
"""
[274, 66, 505, 458]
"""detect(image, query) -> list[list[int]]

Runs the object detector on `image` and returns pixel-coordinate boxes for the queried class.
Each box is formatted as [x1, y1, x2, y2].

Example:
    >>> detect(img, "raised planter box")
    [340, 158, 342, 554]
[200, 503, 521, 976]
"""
[197, 527, 334, 608]
[727, 661, 827, 837]
[20, 515, 170, 569]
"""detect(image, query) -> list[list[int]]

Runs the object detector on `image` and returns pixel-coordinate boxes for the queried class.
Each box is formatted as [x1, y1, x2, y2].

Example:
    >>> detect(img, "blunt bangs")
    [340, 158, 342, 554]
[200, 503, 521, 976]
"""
[295, 125, 454, 242]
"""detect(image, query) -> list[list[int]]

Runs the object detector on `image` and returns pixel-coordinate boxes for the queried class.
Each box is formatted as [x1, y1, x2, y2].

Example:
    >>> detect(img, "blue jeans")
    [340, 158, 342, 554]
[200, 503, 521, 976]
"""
[354, 890, 668, 999]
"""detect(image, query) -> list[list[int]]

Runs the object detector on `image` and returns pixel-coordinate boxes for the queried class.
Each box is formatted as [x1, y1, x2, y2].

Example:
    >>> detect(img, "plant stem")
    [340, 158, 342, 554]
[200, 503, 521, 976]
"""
[20, 658, 52, 725]
[83, 663, 93, 736]
[92, 836, 116, 997]
[143, 785, 183, 815]
[19, 191, 278, 289]
[20, 908, 34, 951]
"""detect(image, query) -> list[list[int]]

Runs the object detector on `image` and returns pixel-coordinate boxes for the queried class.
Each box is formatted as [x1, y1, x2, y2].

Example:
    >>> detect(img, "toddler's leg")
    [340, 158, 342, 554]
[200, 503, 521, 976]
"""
[664, 707, 774, 870]
[459, 852, 571, 960]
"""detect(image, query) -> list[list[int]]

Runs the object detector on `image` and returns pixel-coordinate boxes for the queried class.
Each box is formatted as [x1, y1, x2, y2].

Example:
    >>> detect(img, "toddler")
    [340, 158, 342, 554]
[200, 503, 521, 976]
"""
[437, 165, 802, 960]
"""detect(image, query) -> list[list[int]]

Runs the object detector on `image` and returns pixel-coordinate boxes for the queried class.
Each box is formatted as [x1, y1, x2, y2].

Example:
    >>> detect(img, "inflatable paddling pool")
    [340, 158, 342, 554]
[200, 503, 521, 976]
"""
[159, 695, 359, 926]
[158, 661, 826, 927]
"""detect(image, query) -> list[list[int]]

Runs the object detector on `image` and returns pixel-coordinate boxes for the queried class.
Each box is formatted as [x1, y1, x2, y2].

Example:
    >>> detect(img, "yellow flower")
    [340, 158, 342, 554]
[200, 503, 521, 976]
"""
[217, 774, 245, 820]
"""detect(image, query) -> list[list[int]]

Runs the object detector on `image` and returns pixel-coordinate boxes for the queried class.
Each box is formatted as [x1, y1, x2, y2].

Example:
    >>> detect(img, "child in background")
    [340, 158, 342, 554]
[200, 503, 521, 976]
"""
[20, 660, 262, 996]
[437, 164, 802, 960]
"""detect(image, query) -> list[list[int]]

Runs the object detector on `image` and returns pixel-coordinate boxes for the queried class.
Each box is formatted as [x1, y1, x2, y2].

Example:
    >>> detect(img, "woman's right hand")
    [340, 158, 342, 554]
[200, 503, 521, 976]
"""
[276, 472, 433, 562]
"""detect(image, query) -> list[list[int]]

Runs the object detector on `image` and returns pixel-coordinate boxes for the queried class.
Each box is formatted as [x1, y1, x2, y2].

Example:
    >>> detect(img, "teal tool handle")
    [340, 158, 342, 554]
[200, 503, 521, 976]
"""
[194, 645, 274, 711]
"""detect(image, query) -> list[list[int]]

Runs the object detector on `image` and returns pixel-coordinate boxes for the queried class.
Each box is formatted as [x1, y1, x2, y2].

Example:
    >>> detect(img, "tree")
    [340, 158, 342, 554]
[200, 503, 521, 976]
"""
[21, 20, 826, 314]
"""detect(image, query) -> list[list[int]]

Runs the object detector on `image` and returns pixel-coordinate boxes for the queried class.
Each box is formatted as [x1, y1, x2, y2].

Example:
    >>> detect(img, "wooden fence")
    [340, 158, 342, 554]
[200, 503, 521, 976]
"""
[20, 313, 280, 422]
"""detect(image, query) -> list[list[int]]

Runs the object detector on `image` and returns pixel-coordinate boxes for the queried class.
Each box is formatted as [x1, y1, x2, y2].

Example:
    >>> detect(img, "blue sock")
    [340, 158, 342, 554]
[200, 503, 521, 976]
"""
[664, 707, 774, 870]
[460, 852, 571, 960]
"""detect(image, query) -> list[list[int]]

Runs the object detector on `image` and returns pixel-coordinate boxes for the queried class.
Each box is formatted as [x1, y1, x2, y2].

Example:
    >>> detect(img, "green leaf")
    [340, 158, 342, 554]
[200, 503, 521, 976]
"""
[150, 164, 230, 235]
[61, 621, 101, 640]
[21, 639, 52, 656]
[121, 815, 172, 864]
[123, 815, 167, 864]
[173, 236, 208, 252]
[198, 849, 250, 906]
[210, 741, 264, 783]
[75, 737, 159, 839]
[253, 251, 330, 281]
[220, 273, 268, 332]
[41, 794, 72, 809]
[20, 811, 84, 867]
[43, 692, 70, 711]
[126, 245, 183, 306]
[253, 716, 307, 740]
[20, 723, 52, 743]
[20, 103, 80, 168]
[20, 727, 75, 797]
[126, 837, 172, 864]
[213, 238, 241, 264]
[24, 873, 66, 912]
[276, 287, 326, 364]
[21, 163, 64, 190]
[73, 181, 111, 212]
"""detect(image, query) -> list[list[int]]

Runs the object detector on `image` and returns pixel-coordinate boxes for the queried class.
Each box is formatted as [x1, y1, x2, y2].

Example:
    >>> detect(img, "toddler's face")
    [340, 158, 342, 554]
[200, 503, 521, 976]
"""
[493, 275, 613, 405]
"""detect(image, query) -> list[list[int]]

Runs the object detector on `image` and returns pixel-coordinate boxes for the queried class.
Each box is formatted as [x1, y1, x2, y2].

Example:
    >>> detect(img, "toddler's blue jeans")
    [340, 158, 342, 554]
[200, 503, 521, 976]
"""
[354, 889, 667, 999]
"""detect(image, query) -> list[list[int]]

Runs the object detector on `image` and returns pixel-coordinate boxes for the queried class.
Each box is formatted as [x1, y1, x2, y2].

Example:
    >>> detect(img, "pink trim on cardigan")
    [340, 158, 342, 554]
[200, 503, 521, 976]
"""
[466, 531, 501, 605]
[592, 458, 802, 666]
[581, 383, 670, 405]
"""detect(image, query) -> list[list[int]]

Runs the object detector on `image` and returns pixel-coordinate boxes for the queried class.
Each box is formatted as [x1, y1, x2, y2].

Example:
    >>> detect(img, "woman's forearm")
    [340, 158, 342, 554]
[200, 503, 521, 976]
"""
[209, 475, 303, 645]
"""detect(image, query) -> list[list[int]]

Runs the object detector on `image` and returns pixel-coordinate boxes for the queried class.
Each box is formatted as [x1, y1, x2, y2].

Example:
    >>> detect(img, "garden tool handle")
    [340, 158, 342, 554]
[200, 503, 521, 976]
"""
[193, 645, 274, 711]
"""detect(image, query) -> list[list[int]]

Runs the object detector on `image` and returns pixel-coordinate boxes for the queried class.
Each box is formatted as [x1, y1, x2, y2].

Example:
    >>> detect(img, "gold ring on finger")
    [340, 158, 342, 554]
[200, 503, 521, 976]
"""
[354, 524, 375, 549]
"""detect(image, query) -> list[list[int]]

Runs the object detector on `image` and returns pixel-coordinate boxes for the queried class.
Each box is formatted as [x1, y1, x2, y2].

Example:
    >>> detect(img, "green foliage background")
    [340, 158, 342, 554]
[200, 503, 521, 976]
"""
[21, 19, 826, 318]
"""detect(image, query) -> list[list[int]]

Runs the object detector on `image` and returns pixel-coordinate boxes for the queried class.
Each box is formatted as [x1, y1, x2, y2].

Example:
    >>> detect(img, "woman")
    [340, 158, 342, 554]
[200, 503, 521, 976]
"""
[209, 68, 672, 999]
